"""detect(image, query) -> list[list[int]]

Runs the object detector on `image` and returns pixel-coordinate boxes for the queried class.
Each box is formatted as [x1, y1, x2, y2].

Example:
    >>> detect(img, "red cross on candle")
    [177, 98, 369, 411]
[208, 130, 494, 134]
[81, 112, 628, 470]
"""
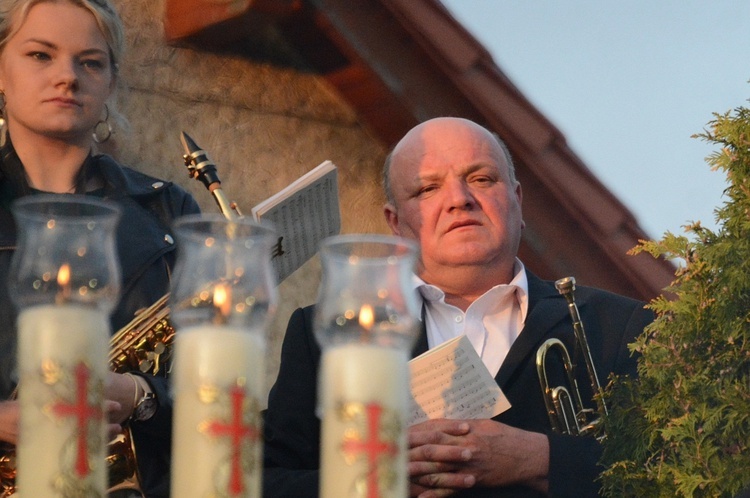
[341, 402, 398, 498]
[204, 384, 260, 496]
[51, 361, 102, 477]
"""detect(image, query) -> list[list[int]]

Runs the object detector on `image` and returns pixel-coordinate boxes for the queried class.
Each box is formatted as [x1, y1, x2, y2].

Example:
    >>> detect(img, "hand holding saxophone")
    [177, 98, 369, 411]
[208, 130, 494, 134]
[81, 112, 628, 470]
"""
[0, 396, 124, 446]
[0, 402, 18, 445]
[106, 371, 145, 425]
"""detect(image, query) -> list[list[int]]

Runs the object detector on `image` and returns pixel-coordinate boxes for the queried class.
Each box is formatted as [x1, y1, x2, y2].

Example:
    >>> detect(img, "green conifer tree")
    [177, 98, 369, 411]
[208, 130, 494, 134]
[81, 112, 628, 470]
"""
[600, 104, 750, 497]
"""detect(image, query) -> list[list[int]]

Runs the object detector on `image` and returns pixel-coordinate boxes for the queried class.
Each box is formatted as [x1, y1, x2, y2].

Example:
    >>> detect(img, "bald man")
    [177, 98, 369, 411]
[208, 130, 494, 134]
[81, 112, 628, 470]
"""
[263, 117, 652, 497]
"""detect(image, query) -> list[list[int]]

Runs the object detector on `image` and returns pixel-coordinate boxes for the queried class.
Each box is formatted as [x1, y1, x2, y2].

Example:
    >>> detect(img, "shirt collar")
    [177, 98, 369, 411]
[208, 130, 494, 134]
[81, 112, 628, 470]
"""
[413, 258, 529, 323]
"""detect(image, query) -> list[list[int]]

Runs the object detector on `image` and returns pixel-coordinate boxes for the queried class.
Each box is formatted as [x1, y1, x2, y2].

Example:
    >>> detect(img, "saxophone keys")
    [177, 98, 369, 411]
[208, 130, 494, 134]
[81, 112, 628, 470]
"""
[138, 356, 154, 373]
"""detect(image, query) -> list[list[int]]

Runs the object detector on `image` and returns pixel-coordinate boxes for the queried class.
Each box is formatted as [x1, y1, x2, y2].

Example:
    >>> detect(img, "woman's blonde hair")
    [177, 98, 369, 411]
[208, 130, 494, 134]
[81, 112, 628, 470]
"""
[0, 0, 128, 147]
[0, 0, 125, 75]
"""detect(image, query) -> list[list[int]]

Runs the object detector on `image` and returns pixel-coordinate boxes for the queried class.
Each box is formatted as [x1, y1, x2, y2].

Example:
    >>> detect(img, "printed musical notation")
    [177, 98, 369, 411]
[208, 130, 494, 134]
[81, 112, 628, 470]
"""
[250, 160, 340, 283]
[407, 335, 511, 426]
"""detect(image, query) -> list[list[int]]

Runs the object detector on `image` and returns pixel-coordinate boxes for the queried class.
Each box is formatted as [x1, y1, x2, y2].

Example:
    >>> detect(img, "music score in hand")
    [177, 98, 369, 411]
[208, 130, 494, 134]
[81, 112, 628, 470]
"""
[407, 335, 511, 426]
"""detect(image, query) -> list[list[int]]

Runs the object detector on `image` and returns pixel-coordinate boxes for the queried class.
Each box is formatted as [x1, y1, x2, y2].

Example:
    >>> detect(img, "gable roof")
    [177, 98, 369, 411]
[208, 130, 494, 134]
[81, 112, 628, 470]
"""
[165, 0, 675, 301]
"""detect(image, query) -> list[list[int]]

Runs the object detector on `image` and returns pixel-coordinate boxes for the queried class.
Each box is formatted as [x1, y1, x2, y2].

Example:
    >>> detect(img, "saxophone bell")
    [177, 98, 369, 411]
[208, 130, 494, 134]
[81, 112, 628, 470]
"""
[105, 432, 142, 495]
[536, 276, 608, 437]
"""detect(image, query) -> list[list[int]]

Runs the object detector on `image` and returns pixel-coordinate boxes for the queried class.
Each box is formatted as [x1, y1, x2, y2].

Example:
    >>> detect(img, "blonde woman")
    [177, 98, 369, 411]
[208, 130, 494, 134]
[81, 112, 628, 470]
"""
[0, 1, 199, 496]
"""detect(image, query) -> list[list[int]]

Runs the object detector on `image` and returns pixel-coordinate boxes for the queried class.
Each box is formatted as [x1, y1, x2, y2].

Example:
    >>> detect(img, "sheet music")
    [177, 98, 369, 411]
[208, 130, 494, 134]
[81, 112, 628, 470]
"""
[251, 161, 340, 282]
[407, 335, 511, 426]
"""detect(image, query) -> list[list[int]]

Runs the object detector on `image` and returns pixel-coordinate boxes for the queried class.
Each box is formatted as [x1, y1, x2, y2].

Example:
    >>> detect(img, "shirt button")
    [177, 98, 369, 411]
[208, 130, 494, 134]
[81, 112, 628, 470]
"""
[151, 181, 164, 189]
[454, 315, 463, 323]
[164, 234, 174, 245]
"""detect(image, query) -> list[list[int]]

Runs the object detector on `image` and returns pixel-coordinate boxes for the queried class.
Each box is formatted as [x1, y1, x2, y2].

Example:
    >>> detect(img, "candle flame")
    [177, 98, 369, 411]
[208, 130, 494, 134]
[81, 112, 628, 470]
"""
[56, 264, 72, 303]
[57, 264, 71, 287]
[213, 283, 232, 320]
[358, 304, 375, 330]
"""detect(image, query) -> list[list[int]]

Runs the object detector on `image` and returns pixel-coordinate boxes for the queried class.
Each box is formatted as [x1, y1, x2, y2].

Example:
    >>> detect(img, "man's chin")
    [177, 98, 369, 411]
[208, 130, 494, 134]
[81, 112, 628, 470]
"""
[438, 246, 500, 267]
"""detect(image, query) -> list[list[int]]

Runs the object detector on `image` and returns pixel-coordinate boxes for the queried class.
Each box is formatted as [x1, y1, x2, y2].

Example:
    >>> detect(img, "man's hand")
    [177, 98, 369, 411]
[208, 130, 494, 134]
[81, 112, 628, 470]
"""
[407, 418, 550, 497]
[408, 421, 475, 497]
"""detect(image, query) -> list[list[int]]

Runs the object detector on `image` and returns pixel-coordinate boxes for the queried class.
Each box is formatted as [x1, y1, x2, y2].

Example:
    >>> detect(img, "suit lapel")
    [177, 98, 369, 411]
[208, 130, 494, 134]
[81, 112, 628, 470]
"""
[410, 304, 429, 358]
[495, 272, 569, 388]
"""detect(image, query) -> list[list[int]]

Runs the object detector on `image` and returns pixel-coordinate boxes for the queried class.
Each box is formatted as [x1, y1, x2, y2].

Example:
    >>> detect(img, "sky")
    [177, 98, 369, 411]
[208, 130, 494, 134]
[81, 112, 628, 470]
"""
[440, 0, 750, 239]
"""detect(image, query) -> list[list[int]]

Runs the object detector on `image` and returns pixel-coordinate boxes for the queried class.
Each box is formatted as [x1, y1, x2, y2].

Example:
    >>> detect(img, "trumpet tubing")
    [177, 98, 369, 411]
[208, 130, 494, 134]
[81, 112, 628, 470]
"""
[536, 276, 608, 437]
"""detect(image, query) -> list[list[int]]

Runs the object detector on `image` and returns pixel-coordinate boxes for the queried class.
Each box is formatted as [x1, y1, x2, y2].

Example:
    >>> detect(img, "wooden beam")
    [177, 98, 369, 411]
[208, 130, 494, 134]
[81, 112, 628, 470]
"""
[164, 0, 302, 42]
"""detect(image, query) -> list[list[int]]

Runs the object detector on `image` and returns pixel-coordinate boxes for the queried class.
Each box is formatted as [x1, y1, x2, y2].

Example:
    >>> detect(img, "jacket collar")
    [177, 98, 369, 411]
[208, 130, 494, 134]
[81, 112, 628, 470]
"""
[95, 154, 173, 198]
[0, 149, 173, 247]
[0, 136, 172, 199]
[494, 272, 568, 388]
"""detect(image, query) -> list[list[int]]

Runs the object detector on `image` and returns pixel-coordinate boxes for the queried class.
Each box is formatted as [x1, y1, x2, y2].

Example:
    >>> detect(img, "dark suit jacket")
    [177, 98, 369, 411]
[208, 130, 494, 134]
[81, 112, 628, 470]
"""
[262, 272, 653, 497]
[0, 148, 201, 498]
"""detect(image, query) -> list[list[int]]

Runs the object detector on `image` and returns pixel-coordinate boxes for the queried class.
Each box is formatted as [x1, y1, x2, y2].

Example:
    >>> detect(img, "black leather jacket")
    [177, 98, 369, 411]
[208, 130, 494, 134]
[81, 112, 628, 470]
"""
[0, 148, 201, 497]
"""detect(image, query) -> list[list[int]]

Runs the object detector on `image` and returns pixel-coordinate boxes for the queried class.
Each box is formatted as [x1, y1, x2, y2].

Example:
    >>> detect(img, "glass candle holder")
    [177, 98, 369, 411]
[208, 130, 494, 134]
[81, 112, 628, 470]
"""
[9, 194, 121, 497]
[169, 214, 278, 498]
[314, 234, 419, 498]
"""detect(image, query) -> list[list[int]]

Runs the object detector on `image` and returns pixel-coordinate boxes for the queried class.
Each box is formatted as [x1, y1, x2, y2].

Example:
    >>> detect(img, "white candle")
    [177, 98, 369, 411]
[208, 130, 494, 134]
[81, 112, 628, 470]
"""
[171, 326, 265, 498]
[319, 343, 409, 498]
[16, 304, 109, 497]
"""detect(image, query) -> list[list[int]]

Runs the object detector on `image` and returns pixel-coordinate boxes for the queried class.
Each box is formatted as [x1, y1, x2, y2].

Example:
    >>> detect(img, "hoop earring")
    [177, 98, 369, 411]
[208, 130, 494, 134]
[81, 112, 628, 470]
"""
[92, 104, 113, 144]
[0, 90, 6, 134]
[0, 92, 6, 147]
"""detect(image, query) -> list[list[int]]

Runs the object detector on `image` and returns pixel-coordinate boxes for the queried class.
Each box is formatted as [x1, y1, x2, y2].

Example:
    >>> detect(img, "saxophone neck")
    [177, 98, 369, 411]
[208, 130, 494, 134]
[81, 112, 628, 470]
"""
[180, 131, 243, 220]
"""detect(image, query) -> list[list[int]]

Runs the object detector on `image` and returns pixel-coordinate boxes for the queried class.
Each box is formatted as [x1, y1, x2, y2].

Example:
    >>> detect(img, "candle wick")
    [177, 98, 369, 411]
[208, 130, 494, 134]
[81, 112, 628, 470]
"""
[56, 286, 71, 305]
[213, 313, 227, 326]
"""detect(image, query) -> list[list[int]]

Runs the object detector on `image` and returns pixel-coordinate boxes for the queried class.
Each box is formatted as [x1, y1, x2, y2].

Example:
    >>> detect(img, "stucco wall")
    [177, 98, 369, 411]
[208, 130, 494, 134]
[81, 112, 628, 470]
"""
[108, 0, 391, 396]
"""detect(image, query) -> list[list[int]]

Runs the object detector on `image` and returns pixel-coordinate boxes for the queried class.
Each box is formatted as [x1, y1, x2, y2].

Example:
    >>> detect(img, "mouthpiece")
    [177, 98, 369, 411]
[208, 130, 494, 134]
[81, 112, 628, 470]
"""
[181, 131, 221, 190]
[180, 131, 242, 220]
[554, 276, 576, 295]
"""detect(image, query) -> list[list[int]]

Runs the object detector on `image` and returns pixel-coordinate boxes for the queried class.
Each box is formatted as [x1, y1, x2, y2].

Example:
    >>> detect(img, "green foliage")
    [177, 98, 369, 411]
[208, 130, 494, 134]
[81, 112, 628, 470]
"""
[600, 105, 750, 497]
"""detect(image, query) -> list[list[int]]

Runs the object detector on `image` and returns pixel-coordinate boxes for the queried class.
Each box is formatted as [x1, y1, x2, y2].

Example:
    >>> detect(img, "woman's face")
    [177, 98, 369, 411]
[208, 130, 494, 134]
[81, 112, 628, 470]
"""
[0, 1, 114, 144]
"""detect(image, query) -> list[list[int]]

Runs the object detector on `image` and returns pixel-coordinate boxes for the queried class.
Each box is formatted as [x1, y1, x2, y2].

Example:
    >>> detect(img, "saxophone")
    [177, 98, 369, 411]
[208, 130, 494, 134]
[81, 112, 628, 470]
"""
[0, 133, 237, 497]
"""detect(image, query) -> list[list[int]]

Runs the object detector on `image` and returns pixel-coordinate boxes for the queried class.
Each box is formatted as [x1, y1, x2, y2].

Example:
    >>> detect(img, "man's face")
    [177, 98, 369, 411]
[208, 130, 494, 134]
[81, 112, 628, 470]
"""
[384, 118, 524, 282]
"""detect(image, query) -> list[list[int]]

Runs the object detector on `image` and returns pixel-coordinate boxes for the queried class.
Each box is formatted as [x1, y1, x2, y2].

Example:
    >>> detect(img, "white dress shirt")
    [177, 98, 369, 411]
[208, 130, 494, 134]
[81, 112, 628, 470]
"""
[415, 259, 529, 377]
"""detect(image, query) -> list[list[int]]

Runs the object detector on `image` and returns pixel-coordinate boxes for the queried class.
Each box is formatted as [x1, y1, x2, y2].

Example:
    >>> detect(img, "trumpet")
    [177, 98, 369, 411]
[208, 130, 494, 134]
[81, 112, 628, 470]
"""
[536, 276, 608, 437]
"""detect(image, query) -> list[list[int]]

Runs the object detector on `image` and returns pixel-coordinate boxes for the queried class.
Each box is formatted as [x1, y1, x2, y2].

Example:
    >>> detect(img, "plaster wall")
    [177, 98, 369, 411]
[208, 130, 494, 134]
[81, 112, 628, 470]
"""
[109, 0, 391, 394]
